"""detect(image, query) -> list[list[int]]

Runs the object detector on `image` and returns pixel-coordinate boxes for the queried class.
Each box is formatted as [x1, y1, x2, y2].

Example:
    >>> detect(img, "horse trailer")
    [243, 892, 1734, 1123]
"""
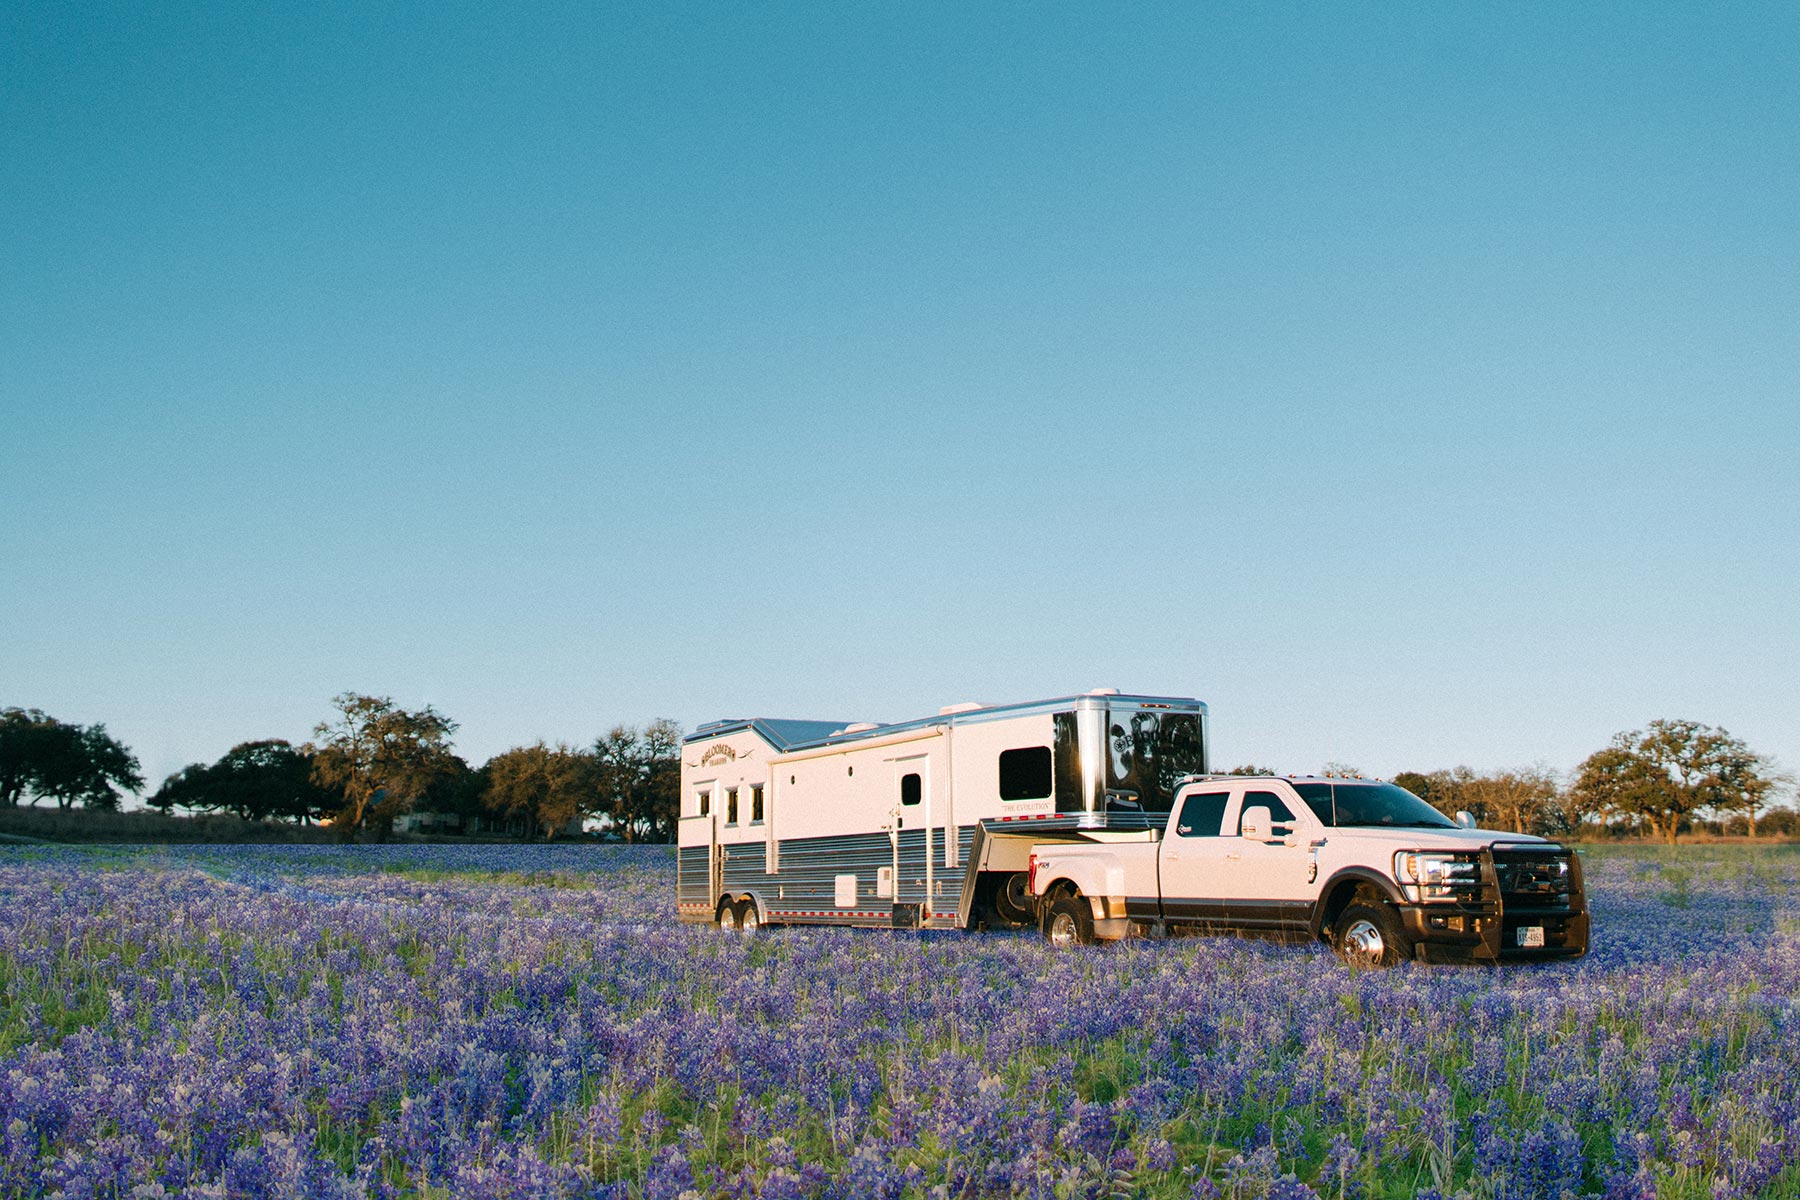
[676, 690, 1208, 931]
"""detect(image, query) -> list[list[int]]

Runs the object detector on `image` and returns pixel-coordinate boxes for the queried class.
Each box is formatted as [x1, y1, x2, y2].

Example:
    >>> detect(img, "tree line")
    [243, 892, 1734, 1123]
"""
[2, 695, 683, 842]
[6, 700, 1790, 845]
[1312, 719, 1786, 843]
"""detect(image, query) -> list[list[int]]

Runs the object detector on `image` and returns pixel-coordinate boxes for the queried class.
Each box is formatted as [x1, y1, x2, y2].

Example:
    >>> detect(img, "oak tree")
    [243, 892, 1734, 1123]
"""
[149, 739, 335, 823]
[1458, 765, 1560, 835]
[483, 743, 595, 839]
[1571, 720, 1777, 844]
[310, 693, 458, 839]
[591, 719, 683, 842]
[0, 708, 142, 810]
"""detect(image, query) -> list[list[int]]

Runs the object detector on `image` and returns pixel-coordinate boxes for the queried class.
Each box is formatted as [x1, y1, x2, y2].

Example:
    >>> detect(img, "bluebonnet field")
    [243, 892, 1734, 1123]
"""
[1, 843, 1796, 1199]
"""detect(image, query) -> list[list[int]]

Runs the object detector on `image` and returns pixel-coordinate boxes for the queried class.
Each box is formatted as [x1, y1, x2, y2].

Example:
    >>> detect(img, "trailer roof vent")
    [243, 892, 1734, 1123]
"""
[939, 701, 984, 715]
[1086, 687, 1120, 696]
[840, 722, 881, 734]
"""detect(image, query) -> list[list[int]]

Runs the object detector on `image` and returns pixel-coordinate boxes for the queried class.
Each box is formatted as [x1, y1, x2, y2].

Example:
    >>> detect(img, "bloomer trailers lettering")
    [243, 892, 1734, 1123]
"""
[676, 691, 1209, 931]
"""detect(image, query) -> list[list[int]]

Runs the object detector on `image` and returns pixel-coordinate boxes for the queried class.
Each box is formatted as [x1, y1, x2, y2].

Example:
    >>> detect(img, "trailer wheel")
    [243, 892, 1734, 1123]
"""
[1043, 895, 1096, 948]
[993, 872, 1036, 926]
[1333, 903, 1409, 969]
[716, 900, 740, 932]
[734, 898, 761, 933]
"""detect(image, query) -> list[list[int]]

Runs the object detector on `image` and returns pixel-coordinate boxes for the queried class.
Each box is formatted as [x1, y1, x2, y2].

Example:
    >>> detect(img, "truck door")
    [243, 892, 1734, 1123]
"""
[1157, 788, 1234, 924]
[1213, 788, 1317, 934]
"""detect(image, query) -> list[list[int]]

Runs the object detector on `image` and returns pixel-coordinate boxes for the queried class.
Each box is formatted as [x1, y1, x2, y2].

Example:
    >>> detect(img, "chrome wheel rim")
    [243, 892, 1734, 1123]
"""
[719, 906, 738, 931]
[1048, 912, 1078, 948]
[1340, 918, 1385, 967]
[741, 907, 759, 932]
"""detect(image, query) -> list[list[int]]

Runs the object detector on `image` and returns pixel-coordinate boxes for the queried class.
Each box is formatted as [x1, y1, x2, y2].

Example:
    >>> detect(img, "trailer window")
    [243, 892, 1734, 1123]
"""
[1106, 709, 1205, 813]
[726, 787, 739, 825]
[750, 784, 764, 824]
[697, 789, 710, 817]
[1053, 711, 1084, 812]
[900, 772, 922, 806]
[999, 746, 1053, 801]
[1175, 791, 1229, 837]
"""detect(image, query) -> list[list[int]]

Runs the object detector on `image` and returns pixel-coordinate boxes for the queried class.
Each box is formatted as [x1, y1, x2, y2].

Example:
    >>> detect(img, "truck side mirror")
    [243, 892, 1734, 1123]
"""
[1240, 805, 1271, 841]
[1455, 811, 1476, 829]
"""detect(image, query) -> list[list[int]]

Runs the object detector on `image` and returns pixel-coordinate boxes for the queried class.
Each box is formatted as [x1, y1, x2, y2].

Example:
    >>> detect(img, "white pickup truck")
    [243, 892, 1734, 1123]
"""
[1024, 774, 1589, 966]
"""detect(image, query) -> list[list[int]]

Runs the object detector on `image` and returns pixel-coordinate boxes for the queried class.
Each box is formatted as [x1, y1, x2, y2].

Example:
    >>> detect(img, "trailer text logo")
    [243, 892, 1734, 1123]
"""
[696, 743, 746, 768]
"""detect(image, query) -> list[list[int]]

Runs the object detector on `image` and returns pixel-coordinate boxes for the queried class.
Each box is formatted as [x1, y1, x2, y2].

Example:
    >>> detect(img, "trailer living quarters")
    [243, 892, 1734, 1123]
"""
[677, 690, 1208, 931]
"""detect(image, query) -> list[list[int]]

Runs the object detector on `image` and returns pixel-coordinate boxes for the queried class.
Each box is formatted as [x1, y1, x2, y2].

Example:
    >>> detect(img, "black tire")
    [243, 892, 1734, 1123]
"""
[716, 900, 740, 932]
[1333, 902, 1410, 968]
[993, 872, 1036, 926]
[1042, 894, 1096, 948]
[734, 898, 761, 933]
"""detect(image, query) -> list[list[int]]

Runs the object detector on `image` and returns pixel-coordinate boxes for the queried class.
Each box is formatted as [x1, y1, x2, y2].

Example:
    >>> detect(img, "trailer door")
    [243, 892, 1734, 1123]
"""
[677, 809, 719, 919]
[894, 754, 931, 923]
[708, 816, 722, 907]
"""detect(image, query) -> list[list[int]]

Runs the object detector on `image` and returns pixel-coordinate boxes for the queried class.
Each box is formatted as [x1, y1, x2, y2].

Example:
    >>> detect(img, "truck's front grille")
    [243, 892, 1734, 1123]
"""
[1491, 847, 1574, 911]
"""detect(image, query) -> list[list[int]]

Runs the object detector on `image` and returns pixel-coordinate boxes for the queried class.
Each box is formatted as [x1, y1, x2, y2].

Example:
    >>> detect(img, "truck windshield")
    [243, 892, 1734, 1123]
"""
[1293, 781, 1457, 829]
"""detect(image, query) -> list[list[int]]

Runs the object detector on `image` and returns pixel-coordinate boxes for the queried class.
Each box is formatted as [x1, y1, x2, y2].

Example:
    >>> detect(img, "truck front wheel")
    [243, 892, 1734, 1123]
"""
[1333, 903, 1409, 968]
[1043, 895, 1096, 948]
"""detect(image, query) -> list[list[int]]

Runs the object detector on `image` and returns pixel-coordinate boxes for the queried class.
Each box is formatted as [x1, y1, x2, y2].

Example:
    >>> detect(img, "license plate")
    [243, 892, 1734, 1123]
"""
[1516, 925, 1545, 948]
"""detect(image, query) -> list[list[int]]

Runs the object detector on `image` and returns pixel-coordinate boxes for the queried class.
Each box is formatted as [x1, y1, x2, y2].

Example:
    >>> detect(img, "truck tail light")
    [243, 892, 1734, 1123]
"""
[1027, 853, 1039, 894]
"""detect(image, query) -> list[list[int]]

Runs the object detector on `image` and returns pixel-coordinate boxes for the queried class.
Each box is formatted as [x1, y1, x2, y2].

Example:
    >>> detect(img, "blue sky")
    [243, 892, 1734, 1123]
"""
[4, 4, 1797, 795]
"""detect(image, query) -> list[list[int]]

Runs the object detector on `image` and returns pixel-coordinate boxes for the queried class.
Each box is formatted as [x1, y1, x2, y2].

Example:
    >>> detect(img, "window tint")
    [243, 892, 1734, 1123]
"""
[1175, 791, 1229, 837]
[1293, 783, 1333, 825]
[1292, 781, 1456, 829]
[1238, 791, 1297, 833]
[999, 746, 1053, 801]
[726, 787, 739, 825]
[900, 772, 922, 806]
[750, 784, 764, 823]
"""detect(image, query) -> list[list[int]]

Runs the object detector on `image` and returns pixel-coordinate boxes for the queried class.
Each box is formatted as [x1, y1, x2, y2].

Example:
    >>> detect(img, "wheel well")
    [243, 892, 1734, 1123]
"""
[1315, 879, 1388, 941]
[1043, 878, 1080, 904]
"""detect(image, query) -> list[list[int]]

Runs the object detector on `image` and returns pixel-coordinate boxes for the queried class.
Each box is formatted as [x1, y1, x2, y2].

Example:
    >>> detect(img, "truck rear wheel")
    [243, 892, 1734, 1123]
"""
[716, 900, 740, 932]
[1333, 903, 1409, 968]
[1043, 895, 1096, 948]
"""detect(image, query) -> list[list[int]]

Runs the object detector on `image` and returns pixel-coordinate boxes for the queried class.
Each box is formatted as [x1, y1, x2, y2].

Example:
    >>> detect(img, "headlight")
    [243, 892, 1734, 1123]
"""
[1393, 851, 1477, 902]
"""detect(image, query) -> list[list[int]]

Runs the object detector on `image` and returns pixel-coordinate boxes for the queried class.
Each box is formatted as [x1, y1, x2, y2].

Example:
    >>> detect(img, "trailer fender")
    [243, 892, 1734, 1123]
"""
[727, 888, 781, 926]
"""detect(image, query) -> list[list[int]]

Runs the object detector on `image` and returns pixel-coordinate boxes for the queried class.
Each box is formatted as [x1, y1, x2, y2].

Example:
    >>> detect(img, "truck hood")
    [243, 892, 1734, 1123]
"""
[1320, 826, 1552, 852]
